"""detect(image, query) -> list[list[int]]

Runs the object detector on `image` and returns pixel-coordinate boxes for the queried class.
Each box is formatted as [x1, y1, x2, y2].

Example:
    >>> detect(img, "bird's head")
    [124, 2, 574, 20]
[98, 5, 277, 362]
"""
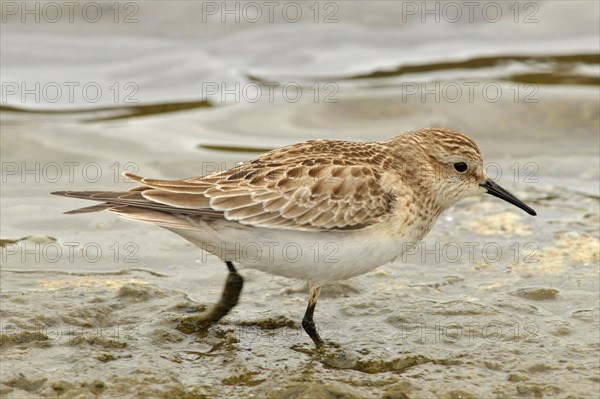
[391, 128, 536, 216]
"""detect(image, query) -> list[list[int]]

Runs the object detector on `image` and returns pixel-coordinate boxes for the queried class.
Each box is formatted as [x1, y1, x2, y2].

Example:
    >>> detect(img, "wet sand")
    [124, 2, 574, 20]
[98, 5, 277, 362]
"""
[1, 2, 599, 398]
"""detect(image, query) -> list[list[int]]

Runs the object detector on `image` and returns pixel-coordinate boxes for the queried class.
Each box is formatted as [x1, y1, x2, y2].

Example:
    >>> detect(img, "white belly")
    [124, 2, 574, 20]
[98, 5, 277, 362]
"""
[166, 219, 411, 284]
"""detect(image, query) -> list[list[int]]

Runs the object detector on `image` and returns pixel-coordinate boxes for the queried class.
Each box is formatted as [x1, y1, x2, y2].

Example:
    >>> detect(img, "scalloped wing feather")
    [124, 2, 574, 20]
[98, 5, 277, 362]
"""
[128, 159, 394, 231]
[54, 139, 398, 231]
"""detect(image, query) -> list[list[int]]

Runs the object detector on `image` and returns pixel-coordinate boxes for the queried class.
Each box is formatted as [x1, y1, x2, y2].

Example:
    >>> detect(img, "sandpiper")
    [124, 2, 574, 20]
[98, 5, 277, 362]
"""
[52, 128, 536, 346]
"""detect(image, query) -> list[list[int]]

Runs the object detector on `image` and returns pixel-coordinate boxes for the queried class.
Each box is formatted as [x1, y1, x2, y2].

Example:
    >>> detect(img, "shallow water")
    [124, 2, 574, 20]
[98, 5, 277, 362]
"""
[1, 1, 599, 398]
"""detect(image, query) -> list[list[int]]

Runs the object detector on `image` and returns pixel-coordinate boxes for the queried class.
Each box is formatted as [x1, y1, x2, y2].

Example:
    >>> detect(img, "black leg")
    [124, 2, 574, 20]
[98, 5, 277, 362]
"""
[302, 284, 323, 347]
[178, 261, 244, 332]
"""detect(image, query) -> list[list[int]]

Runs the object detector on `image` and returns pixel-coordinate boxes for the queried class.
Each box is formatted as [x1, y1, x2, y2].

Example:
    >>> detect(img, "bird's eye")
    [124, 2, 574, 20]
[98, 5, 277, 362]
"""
[453, 162, 468, 173]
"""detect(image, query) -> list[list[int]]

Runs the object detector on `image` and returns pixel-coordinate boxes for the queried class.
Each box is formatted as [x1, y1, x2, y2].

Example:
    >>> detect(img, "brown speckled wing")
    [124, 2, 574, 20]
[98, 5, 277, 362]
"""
[54, 139, 398, 231]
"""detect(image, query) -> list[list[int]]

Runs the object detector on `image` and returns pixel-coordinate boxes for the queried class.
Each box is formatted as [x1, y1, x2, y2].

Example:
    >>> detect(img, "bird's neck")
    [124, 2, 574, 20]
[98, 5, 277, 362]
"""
[395, 195, 442, 242]
[380, 171, 444, 242]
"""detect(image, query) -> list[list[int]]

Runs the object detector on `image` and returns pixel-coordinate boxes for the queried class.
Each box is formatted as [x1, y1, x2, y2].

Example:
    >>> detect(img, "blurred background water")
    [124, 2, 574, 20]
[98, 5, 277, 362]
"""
[1, 1, 599, 398]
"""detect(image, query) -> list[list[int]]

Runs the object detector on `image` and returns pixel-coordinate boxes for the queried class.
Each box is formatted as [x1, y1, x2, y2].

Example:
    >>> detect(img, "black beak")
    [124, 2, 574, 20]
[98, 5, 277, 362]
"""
[480, 179, 537, 216]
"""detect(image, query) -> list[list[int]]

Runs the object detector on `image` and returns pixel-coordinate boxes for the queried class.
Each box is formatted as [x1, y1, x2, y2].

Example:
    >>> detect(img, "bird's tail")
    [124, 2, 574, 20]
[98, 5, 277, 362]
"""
[50, 191, 128, 214]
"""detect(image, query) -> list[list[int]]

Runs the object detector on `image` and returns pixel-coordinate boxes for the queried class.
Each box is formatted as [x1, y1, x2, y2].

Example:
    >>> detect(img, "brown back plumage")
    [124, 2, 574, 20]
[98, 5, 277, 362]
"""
[51, 128, 482, 232]
[52, 138, 401, 231]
